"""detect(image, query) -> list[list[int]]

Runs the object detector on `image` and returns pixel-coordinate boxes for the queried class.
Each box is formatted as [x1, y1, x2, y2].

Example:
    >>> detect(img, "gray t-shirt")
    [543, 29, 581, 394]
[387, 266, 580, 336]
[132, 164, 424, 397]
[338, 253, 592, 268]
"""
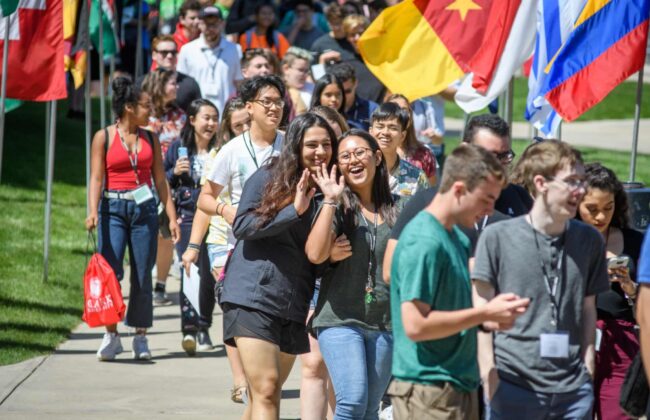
[472, 216, 609, 393]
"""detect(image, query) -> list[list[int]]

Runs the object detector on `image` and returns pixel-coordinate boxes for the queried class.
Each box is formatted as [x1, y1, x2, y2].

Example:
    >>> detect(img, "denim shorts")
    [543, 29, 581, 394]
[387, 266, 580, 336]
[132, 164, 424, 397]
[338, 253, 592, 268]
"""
[207, 243, 229, 269]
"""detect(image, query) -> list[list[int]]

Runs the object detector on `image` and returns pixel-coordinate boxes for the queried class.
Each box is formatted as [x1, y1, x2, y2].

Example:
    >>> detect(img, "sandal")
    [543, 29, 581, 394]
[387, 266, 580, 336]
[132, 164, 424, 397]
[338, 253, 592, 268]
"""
[230, 385, 248, 404]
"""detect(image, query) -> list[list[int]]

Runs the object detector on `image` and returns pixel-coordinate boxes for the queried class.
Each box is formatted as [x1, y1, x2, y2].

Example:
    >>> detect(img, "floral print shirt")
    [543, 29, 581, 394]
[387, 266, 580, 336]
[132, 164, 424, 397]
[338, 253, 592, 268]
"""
[389, 158, 429, 198]
[147, 106, 186, 157]
[404, 146, 437, 179]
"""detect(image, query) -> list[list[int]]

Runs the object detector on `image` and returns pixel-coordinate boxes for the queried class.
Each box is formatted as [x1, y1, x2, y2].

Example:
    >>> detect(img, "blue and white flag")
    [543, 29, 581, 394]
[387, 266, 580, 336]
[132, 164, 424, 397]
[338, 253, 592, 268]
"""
[525, 0, 584, 138]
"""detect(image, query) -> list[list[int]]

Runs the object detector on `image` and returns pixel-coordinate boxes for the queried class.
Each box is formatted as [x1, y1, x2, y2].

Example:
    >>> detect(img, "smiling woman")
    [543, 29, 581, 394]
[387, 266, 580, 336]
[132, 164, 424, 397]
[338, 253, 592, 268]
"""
[305, 129, 400, 419]
[217, 112, 339, 419]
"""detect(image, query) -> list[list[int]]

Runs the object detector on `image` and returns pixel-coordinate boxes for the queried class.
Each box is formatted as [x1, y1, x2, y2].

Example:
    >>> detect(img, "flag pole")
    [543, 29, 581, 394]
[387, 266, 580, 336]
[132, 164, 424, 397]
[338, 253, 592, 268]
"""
[504, 78, 514, 138]
[135, 0, 143, 79]
[43, 100, 57, 282]
[628, 66, 644, 183]
[98, 0, 106, 128]
[85, 0, 92, 215]
[0, 16, 10, 184]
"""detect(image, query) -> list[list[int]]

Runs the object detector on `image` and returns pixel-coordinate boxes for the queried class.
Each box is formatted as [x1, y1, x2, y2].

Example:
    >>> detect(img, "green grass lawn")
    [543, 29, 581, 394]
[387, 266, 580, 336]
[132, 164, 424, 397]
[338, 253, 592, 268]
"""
[0, 98, 649, 366]
[444, 77, 650, 122]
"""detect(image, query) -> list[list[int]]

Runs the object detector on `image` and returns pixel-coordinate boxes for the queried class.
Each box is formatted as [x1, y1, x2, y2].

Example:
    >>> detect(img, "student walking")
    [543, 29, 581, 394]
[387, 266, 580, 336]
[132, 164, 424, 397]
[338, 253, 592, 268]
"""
[86, 76, 180, 361]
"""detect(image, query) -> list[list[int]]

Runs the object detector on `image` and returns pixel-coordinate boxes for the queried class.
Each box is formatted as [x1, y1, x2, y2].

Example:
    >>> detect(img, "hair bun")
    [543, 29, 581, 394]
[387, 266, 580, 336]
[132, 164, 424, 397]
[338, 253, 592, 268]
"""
[112, 76, 133, 96]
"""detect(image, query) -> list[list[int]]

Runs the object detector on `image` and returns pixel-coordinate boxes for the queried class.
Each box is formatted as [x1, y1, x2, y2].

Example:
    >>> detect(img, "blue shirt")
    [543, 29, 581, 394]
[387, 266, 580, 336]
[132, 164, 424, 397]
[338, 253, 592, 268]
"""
[638, 230, 650, 284]
[345, 96, 378, 131]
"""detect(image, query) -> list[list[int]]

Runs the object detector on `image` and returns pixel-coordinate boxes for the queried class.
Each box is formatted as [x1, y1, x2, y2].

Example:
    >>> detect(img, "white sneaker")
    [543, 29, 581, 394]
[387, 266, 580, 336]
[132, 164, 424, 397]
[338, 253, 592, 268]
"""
[96, 332, 123, 361]
[379, 405, 393, 420]
[182, 334, 197, 356]
[132, 334, 152, 360]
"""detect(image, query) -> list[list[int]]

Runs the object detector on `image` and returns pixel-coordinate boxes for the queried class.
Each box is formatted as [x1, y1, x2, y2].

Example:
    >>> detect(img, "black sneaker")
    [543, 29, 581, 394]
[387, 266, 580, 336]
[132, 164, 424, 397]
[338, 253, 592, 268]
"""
[197, 330, 213, 351]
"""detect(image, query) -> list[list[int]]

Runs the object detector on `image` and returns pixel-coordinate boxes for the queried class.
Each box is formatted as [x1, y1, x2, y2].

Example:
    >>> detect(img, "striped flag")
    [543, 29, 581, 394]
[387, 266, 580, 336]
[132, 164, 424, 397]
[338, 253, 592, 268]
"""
[454, 0, 537, 114]
[0, 0, 18, 17]
[525, 0, 584, 138]
[540, 0, 650, 123]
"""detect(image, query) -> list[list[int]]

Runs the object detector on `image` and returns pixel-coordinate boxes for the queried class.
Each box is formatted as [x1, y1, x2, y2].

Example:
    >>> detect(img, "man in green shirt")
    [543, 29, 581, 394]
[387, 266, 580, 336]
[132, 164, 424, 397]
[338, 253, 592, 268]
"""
[388, 144, 530, 419]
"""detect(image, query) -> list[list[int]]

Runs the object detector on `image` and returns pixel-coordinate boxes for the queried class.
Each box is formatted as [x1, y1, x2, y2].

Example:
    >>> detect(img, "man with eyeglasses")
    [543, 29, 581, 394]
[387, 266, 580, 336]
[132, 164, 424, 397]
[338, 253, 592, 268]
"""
[177, 6, 243, 115]
[462, 114, 533, 218]
[472, 140, 609, 419]
[141, 35, 201, 113]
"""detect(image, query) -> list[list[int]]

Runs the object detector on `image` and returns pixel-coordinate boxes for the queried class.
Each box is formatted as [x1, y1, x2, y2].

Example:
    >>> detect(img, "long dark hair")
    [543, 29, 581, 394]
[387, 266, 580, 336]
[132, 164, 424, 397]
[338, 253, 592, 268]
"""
[338, 129, 397, 233]
[255, 2, 278, 50]
[255, 112, 338, 227]
[386, 93, 422, 155]
[577, 162, 630, 229]
[310, 73, 346, 114]
[179, 99, 219, 156]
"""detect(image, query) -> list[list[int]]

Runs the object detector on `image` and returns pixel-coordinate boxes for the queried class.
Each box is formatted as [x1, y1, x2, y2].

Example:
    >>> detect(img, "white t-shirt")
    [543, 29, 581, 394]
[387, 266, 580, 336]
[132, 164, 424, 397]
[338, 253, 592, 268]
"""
[177, 35, 243, 116]
[207, 131, 283, 245]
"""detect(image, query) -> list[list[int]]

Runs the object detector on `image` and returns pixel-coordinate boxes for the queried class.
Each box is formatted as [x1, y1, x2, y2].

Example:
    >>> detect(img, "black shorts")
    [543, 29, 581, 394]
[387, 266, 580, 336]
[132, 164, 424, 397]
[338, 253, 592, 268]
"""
[222, 303, 310, 355]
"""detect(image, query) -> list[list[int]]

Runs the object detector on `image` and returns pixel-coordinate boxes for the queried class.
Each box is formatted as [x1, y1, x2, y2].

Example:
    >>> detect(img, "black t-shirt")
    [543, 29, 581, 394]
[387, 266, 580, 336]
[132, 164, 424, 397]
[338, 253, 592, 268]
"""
[495, 183, 533, 217]
[390, 187, 510, 256]
[596, 227, 644, 320]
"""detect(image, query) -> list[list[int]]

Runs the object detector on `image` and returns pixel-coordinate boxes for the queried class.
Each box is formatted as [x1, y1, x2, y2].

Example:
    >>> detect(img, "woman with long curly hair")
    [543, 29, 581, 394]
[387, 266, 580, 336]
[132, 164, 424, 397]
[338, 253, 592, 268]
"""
[576, 163, 644, 420]
[306, 129, 399, 419]
[142, 67, 187, 305]
[219, 112, 338, 418]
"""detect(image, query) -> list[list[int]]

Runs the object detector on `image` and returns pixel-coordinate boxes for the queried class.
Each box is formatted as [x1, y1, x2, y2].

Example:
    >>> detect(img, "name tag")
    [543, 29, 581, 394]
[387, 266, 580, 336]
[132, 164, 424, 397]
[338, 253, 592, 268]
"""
[132, 184, 154, 205]
[203, 83, 221, 97]
[595, 328, 602, 352]
[540, 332, 569, 359]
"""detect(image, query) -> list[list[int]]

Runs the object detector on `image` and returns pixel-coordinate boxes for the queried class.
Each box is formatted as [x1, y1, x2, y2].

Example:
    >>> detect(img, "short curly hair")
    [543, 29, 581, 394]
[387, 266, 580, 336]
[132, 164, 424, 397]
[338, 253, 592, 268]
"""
[578, 162, 630, 229]
[462, 114, 510, 144]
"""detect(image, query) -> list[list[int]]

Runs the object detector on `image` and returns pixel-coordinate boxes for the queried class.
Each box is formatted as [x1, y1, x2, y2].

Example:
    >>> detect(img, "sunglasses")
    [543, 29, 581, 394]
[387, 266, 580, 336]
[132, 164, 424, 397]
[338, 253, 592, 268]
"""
[156, 50, 177, 57]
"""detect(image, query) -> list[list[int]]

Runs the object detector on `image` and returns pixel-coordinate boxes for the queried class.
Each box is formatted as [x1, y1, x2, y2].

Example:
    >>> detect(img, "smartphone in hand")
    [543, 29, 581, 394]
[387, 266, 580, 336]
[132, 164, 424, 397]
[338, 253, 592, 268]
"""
[607, 256, 630, 269]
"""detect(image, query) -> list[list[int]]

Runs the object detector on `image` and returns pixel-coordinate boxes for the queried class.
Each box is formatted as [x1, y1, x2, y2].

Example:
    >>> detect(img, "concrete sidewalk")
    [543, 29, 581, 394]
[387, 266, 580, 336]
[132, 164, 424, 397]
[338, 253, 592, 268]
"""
[0, 271, 303, 419]
[446, 118, 650, 154]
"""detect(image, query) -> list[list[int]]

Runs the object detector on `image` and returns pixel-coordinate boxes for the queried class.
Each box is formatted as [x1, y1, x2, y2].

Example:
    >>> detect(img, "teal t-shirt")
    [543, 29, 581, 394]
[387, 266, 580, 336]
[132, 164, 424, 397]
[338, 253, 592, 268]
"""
[390, 211, 478, 392]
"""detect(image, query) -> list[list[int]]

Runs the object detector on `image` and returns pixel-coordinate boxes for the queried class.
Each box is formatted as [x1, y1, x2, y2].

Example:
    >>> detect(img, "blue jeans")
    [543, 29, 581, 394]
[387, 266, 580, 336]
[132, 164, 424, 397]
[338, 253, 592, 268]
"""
[176, 220, 215, 334]
[317, 326, 393, 420]
[488, 378, 594, 420]
[98, 197, 158, 329]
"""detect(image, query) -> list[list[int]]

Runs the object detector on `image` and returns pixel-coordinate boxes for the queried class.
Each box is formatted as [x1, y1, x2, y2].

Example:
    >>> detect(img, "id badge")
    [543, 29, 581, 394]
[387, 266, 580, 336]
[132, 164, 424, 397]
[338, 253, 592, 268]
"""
[595, 328, 602, 352]
[540, 331, 570, 359]
[203, 83, 220, 97]
[132, 184, 154, 205]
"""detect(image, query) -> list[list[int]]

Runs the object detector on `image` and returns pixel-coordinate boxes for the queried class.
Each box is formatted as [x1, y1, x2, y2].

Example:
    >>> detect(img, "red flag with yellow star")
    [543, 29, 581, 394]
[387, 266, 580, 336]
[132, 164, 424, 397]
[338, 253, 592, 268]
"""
[358, 0, 521, 100]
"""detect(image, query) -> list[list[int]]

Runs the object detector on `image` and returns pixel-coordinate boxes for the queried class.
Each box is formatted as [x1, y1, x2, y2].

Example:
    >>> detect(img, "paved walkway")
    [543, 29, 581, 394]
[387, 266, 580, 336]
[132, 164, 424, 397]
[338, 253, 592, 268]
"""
[0, 270, 303, 419]
[446, 118, 650, 154]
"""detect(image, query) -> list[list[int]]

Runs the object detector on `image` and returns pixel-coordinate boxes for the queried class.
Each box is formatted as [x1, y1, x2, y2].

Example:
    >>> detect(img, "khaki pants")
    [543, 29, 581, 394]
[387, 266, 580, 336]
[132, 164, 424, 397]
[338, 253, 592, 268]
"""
[387, 379, 478, 420]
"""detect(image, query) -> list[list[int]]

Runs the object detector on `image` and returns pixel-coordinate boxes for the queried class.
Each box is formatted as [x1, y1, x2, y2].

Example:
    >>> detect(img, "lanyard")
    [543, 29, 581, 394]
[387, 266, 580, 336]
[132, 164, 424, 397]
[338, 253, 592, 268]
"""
[117, 126, 140, 185]
[359, 207, 378, 303]
[243, 131, 279, 169]
[530, 214, 566, 327]
[474, 215, 488, 233]
[201, 44, 223, 79]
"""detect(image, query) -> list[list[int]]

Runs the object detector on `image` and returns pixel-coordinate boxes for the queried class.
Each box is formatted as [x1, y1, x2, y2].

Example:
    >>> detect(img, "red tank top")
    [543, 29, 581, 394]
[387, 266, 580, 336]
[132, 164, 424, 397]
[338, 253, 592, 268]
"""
[105, 128, 154, 190]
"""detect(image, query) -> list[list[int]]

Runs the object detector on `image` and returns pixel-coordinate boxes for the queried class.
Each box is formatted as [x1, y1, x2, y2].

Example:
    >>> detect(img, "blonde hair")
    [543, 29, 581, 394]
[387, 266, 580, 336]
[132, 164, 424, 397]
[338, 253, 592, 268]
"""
[342, 14, 369, 36]
[512, 140, 583, 197]
[281, 47, 313, 67]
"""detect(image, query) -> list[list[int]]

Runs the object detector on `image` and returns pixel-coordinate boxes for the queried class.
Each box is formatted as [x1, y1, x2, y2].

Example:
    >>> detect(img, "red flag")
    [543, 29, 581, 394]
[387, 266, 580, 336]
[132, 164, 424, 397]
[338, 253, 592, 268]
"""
[0, 0, 66, 101]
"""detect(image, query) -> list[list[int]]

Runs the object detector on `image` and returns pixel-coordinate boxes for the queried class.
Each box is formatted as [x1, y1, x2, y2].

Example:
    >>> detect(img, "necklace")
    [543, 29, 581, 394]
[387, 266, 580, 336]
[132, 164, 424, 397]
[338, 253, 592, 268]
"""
[359, 206, 378, 304]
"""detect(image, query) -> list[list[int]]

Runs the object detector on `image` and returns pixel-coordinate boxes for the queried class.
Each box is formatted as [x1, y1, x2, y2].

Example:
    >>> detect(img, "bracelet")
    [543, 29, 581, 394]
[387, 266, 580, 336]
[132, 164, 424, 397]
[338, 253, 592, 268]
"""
[216, 202, 224, 216]
[187, 243, 201, 252]
[322, 200, 337, 207]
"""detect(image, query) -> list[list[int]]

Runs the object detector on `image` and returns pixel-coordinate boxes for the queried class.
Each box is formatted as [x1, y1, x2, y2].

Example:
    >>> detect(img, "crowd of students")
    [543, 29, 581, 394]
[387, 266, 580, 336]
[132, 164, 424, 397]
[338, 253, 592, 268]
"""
[83, 0, 650, 419]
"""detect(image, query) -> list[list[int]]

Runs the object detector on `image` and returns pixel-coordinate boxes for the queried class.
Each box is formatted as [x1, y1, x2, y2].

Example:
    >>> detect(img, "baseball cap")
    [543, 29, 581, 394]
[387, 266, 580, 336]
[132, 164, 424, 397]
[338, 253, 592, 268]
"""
[199, 6, 223, 20]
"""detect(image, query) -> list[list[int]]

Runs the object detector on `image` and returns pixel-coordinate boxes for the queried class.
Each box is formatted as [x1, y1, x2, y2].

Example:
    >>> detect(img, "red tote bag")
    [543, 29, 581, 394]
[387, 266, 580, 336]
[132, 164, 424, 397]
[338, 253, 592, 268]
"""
[82, 233, 126, 327]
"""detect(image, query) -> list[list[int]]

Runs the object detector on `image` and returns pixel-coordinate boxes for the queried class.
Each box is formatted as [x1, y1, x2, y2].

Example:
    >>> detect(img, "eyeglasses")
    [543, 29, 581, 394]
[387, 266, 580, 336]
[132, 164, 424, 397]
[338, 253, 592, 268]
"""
[547, 176, 587, 191]
[252, 98, 285, 109]
[338, 147, 373, 164]
[493, 149, 515, 163]
[156, 49, 177, 57]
